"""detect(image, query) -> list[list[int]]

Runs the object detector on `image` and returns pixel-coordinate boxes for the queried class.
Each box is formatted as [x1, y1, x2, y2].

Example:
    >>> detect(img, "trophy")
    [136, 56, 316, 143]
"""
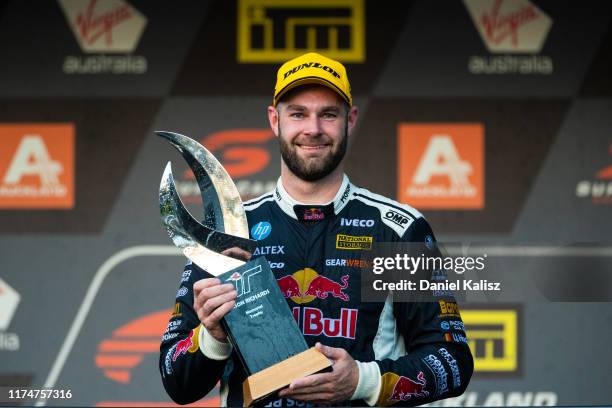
[157, 131, 331, 406]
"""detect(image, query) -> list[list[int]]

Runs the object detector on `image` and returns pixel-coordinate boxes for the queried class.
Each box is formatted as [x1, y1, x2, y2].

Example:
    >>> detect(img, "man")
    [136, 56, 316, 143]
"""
[159, 52, 473, 406]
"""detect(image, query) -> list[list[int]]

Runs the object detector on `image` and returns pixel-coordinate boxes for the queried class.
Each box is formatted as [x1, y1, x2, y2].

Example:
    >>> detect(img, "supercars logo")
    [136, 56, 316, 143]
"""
[376, 372, 428, 406]
[463, 306, 519, 373]
[237, 0, 365, 63]
[464, 0, 552, 53]
[575, 144, 612, 204]
[95, 310, 170, 383]
[0, 124, 74, 209]
[58, 0, 147, 53]
[178, 129, 277, 201]
[397, 123, 484, 210]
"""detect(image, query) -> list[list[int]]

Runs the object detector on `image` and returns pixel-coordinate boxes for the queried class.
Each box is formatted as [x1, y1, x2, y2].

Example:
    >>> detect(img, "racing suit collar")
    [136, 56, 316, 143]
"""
[274, 174, 353, 220]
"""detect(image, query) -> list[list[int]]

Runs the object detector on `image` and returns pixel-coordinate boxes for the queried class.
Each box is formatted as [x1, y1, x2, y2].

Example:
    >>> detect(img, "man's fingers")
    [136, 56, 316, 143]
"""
[204, 300, 235, 326]
[315, 342, 344, 360]
[193, 278, 221, 295]
[194, 283, 235, 307]
[221, 247, 252, 261]
[288, 373, 331, 390]
[201, 289, 237, 317]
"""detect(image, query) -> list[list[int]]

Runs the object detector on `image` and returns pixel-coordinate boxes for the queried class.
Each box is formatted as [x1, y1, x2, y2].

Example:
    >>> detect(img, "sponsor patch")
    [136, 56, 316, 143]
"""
[335, 234, 373, 250]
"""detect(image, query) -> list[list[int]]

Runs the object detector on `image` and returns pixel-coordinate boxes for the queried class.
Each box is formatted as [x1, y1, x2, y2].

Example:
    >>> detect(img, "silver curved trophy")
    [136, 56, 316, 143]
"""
[157, 131, 256, 276]
[157, 131, 331, 406]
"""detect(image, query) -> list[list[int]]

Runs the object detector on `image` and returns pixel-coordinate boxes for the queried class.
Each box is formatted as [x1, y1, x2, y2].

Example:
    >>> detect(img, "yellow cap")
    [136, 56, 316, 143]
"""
[273, 52, 352, 107]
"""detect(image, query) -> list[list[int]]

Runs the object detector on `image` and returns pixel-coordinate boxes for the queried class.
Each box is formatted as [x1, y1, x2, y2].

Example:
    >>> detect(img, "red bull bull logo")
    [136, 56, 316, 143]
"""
[304, 275, 350, 301]
[276, 268, 350, 304]
[389, 372, 429, 402]
[171, 328, 199, 362]
[277, 275, 302, 298]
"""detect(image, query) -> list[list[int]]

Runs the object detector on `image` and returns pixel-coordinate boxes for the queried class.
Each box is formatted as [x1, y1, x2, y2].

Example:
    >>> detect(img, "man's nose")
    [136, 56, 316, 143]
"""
[302, 115, 323, 136]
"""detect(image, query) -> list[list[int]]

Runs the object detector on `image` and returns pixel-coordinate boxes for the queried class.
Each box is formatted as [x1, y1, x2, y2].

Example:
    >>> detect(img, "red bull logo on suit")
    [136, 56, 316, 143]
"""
[277, 268, 357, 339]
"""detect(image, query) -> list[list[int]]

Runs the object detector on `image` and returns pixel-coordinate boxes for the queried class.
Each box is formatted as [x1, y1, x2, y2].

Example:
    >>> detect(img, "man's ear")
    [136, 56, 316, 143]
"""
[267, 106, 280, 137]
[347, 105, 359, 135]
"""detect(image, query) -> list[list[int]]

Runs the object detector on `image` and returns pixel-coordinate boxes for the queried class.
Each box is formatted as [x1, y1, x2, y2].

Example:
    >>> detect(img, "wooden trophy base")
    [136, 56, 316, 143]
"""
[242, 347, 332, 407]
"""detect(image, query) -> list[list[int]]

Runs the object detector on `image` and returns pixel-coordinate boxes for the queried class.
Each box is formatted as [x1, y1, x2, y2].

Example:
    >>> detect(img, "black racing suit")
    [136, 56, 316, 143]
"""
[159, 175, 473, 406]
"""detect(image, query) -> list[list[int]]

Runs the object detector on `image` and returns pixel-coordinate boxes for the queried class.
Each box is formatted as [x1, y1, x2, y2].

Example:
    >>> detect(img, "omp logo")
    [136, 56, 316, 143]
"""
[95, 310, 169, 383]
[178, 129, 276, 201]
[0, 278, 21, 352]
[397, 124, 484, 210]
[462, 307, 519, 373]
[0, 124, 74, 209]
[226, 265, 262, 297]
[464, 0, 552, 53]
[576, 144, 612, 205]
[237, 0, 365, 63]
[58, 0, 146, 53]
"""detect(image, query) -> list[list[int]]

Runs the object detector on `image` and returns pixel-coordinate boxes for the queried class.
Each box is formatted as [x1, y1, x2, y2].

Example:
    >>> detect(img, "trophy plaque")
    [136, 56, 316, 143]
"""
[157, 131, 331, 406]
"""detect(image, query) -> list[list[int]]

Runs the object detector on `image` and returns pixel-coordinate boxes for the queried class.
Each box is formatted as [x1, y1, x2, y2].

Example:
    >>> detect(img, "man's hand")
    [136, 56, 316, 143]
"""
[192, 247, 251, 342]
[278, 342, 359, 404]
[193, 278, 236, 342]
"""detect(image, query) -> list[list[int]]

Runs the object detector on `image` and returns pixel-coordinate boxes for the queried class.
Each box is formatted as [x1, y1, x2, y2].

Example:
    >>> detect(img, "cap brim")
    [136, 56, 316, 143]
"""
[274, 77, 351, 107]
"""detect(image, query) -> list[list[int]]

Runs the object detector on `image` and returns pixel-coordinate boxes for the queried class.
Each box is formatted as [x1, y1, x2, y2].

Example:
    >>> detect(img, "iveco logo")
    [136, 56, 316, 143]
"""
[384, 210, 409, 227]
[340, 218, 374, 227]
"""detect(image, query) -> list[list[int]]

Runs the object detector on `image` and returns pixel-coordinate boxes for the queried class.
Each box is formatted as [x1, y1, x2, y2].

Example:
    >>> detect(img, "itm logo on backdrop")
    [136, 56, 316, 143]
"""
[397, 124, 484, 210]
[237, 0, 365, 63]
[58, 0, 148, 74]
[464, 0, 553, 75]
[0, 278, 21, 352]
[575, 144, 612, 205]
[178, 129, 277, 201]
[0, 124, 74, 209]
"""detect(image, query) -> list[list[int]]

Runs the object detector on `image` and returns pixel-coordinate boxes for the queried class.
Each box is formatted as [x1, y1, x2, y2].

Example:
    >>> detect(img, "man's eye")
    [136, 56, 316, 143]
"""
[322, 112, 338, 119]
[290, 112, 304, 118]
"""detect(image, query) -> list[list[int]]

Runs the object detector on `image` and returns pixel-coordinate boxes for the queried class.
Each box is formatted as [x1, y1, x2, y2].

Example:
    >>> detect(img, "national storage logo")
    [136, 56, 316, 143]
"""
[0, 124, 74, 209]
[237, 0, 365, 63]
[335, 234, 373, 250]
[397, 123, 484, 210]
[462, 306, 519, 374]
[58, 0, 148, 74]
[464, 0, 553, 75]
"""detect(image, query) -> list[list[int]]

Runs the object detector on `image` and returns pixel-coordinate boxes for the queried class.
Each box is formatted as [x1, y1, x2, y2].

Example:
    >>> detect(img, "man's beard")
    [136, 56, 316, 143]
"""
[278, 123, 348, 182]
